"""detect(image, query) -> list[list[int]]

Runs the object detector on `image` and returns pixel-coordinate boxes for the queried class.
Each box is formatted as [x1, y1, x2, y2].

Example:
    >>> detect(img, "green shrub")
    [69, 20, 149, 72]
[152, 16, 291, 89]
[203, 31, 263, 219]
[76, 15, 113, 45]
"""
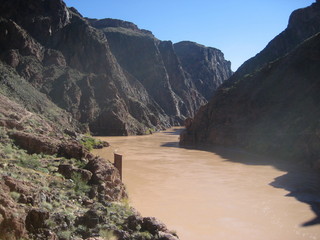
[45, 218, 57, 228]
[72, 173, 90, 195]
[80, 134, 104, 151]
[41, 202, 53, 210]
[99, 229, 118, 240]
[131, 231, 153, 240]
[0, 127, 8, 140]
[9, 191, 21, 201]
[19, 154, 41, 170]
[57, 230, 72, 240]
[145, 128, 156, 135]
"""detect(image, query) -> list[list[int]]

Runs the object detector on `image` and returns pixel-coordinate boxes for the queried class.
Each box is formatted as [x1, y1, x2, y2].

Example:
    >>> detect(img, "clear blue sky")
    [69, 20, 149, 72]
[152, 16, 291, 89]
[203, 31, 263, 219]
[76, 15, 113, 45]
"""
[63, 0, 315, 71]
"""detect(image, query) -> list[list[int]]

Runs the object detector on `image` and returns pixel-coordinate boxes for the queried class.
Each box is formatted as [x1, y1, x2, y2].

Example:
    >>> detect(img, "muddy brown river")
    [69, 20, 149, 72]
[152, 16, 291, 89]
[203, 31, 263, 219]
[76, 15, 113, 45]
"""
[94, 128, 320, 240]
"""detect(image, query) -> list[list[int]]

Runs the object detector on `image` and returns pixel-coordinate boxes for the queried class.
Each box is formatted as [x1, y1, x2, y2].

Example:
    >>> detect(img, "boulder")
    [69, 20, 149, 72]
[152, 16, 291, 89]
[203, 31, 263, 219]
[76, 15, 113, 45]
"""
[158, 231, 179, 240]
[58, 164, 92, 182]
[125, 214, 143, 231]
[85, 157, 127, 201]
[26, 208, 49, 233]
[141, 217, 168, 235]
[76, 209, 101, 229]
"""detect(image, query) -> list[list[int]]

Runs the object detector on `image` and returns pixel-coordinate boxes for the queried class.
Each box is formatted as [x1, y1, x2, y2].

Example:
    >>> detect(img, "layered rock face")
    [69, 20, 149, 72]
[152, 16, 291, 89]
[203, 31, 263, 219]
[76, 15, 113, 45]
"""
[181, 2, 320, 166]
[0, 0, 231, 136]
[174, 41, 232, 100]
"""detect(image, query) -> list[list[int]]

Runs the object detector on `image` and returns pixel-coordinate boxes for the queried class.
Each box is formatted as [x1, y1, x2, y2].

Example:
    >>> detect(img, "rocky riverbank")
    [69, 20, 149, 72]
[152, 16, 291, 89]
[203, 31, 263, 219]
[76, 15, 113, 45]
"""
[0, 95, 178, 240]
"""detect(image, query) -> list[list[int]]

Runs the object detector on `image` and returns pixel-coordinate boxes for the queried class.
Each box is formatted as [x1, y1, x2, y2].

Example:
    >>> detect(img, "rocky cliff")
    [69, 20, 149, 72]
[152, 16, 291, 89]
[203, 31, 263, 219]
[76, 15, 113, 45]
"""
[181, 1, 320, 167]
[0, 0, 231, 136]
[0, 1, 171, 136]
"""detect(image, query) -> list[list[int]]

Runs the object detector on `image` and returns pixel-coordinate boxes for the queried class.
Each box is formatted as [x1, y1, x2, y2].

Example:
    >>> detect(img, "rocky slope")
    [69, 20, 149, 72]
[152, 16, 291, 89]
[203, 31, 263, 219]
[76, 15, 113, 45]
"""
[0, 93, 179, 240]
[181, 1, 320, 167]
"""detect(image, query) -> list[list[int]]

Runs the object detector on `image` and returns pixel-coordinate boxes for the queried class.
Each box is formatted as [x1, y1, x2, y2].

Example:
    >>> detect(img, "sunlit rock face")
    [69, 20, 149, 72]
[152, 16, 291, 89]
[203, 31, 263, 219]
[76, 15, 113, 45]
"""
[181, 2, 320, 166]
[174, 41, 233, 100]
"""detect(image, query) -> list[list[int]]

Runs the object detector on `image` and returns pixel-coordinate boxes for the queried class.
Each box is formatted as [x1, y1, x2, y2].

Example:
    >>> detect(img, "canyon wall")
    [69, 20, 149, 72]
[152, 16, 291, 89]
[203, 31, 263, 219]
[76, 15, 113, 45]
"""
[0, 0, 232, 136]
[181, 2, 320, 166]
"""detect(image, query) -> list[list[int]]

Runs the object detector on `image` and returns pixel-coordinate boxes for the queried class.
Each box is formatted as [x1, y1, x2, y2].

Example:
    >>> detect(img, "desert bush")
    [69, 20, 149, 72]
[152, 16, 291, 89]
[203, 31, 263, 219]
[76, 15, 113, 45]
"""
[9, 191, 21, 201]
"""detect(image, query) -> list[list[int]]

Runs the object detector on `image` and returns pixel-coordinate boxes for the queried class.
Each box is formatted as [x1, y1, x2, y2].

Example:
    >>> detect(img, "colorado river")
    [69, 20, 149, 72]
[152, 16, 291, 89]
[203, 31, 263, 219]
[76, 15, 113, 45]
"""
[94, 128, 320, 240]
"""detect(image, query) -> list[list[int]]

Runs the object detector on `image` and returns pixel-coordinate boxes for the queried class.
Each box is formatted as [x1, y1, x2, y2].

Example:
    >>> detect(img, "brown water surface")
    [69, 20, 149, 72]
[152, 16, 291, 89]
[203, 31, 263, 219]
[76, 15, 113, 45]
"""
[94, 128, 320, 240]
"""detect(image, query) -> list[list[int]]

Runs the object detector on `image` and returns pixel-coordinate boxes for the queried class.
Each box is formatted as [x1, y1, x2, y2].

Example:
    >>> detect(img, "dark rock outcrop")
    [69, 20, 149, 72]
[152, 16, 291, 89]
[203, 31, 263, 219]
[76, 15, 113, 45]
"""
[0, 0, 70, 45]
[58, 164, 93, 181]
[26, 208, 50, 233]
[141, 217, 168, 235]
[181, 2, 320, 166]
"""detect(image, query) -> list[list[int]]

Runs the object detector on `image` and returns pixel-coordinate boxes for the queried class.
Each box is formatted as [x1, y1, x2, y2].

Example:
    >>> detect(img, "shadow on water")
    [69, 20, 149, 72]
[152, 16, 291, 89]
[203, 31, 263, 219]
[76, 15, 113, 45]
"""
[162, 127, 184, 136]
[161, 130, 320, 227]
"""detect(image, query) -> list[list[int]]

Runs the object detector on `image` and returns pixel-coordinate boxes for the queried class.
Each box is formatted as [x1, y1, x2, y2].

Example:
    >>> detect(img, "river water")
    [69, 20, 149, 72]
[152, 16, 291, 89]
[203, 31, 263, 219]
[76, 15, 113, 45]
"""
[94, 128, 320, 240]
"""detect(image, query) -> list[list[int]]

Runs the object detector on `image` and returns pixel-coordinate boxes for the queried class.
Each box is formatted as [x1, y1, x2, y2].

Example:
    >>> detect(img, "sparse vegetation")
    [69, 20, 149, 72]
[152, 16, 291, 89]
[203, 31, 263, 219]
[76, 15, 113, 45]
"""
[145, 127, 156, 135]
[132, 231, 153, 240]
[57, 230, 72, 240]
[41, 202, 53, 211]
[9, 191, 20, 201]
[80, 134, 105, 151]
[72, 172, 90, 195]
[99, 229, 118, 240]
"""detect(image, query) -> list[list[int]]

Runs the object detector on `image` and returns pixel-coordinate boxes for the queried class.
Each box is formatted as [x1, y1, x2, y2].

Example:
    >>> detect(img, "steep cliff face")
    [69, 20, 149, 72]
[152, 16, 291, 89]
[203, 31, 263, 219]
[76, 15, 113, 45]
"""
[174, 41, 233, 100]
[158, 41, 207, 117]
[95, 21, 181, 118]
[89, 18, 209, 123]
[181, 2, 320, 166]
